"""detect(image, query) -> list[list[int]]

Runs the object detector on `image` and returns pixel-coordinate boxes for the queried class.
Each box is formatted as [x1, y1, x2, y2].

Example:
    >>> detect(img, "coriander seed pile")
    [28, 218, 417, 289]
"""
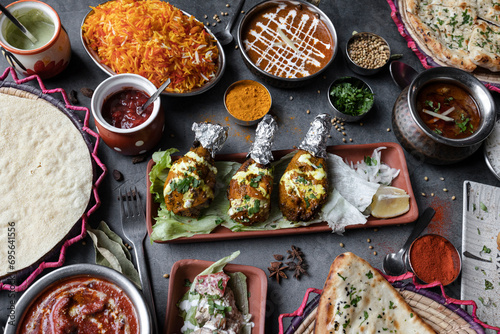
[348, 33, 390, 69]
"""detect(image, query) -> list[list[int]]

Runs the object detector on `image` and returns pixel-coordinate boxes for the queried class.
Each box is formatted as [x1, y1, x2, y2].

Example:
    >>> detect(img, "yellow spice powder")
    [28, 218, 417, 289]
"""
[225, 80, 271, 121]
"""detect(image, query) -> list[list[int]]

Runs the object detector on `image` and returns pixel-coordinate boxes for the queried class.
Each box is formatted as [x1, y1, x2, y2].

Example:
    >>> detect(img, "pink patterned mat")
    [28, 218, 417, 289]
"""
[278, 271, 500, 334]
[0, 67, 107, 292]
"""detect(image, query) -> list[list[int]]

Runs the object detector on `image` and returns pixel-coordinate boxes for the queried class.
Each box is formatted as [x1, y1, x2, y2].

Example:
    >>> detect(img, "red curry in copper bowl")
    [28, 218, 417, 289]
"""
[4, 264, 151, 334]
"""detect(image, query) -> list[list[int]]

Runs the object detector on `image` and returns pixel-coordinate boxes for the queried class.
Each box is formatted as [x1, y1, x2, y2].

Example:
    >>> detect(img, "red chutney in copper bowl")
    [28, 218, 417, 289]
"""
[102, 89, 153, 129]
[19, 276, 139, 334]
[408, 234, 461, 286]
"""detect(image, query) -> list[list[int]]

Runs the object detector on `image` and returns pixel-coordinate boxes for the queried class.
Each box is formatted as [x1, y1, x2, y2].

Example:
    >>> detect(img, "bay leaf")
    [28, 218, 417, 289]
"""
[86, 222, 142, 289]
[97, 220, 132, 261]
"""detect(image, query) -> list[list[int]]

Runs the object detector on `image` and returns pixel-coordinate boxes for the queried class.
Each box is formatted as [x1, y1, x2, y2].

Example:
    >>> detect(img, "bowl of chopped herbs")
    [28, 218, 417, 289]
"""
[327, 76, 374, 122]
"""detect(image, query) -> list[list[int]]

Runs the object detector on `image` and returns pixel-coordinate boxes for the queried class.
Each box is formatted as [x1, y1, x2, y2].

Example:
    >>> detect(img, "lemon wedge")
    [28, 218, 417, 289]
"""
[370, 186, 410, 218]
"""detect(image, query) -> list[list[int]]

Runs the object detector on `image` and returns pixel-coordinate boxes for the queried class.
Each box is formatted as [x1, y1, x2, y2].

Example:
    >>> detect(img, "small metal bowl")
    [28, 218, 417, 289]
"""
[327, 76, 374, 122]
[4, 264, 151, 333]
[406, 234, 462, 286]
[224, 80, 272, 126]
[345, 32, 391, 76]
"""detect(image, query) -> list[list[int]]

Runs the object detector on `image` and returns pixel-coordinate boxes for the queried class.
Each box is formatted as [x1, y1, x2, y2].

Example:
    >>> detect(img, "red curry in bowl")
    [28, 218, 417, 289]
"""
[19, 276, 139, 333]
[416, 82, 481, 139]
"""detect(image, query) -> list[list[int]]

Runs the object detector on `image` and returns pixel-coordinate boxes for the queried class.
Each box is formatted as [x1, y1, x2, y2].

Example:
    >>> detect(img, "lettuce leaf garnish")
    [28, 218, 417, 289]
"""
[178, 251, 244, 333]
[149, 148, 179, 202]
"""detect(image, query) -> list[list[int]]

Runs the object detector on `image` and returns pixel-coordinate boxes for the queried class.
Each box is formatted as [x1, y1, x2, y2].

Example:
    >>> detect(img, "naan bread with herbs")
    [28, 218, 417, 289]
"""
[314, 252, 436, 334]
[0, 92, 93, 278]
[404, 0, 500, 72]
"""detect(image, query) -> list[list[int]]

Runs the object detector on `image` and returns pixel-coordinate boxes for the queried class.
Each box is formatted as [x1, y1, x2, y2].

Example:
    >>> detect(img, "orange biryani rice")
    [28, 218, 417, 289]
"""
[82, 0, 219, 93]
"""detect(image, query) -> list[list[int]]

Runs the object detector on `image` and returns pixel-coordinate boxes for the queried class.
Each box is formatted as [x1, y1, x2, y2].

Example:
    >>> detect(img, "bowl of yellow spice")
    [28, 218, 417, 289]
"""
[224, 80, 272, 126]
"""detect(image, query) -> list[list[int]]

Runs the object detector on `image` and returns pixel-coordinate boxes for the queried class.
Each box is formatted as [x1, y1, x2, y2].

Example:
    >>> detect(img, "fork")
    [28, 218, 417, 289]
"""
[119, 187, 158, 333]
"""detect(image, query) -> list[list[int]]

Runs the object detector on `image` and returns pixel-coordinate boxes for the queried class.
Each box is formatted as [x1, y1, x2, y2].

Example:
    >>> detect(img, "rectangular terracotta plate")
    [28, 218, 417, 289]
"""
[146, 142, 418, 243]
[164, 259, 267, 334]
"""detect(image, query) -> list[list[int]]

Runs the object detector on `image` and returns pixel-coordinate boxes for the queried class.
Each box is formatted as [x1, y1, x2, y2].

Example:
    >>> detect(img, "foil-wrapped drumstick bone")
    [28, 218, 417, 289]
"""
[227, 114, 278, 225]
[163, 122, 228, 218]
[279, 113, 332, 222]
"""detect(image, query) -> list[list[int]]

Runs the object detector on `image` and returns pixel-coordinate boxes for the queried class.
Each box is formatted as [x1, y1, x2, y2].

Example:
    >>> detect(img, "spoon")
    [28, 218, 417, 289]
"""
[137, 78, 170, 115]
[0, 3, 38, 44]
[383, 207, 435, 276]
[214, 0, 246, 46]
[389, 60, 418, 89]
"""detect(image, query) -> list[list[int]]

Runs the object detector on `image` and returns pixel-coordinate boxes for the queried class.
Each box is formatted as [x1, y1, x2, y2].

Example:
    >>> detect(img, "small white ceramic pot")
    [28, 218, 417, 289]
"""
[0, 0, 71, 79]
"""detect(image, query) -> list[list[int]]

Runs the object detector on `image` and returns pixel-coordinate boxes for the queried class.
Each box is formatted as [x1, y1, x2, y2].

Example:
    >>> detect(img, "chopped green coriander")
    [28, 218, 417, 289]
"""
[249, 174, 262, 188]
[481, 245, 492, 254]
[363, 156, 377, 166]
[485, 280, 494, 290]
[455, 113, 471, 133]
[359, 311, 369, 326]
[169, 176, 201, 194]
[329, 80, 374, 116]
[365, 270, 373, 279]
[480, 202, 488, 212]
[296, 175, 309, 184]
[247, 199, 261, 216]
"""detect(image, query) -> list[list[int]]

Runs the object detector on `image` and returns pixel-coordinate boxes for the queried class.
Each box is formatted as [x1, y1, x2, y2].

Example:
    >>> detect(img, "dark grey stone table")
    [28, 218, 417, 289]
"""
[1, 0, 499, 332]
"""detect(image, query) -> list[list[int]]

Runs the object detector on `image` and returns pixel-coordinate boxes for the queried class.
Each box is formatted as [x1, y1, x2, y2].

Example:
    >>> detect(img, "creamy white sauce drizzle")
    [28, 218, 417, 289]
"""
[243, 4, 331, 78]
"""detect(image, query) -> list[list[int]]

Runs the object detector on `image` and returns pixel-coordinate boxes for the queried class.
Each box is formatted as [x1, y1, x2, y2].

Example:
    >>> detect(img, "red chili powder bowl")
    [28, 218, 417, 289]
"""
[408, 234, 461, 286]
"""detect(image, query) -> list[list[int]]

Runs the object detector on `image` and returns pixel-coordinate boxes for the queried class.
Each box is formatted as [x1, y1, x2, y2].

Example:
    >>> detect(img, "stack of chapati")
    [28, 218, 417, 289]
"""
[0, 89, 93, 279]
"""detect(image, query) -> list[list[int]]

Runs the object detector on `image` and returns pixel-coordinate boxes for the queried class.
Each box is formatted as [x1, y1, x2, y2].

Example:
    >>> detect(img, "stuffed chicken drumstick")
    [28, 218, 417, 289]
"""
[163, 122, 228, 218]
[279, 113, 332, 222]
[227, 114, 278, 225]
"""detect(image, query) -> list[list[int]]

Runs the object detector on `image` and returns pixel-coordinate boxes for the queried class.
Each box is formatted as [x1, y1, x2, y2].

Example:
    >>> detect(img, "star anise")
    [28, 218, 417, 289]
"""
[293, 262, 308, 279]
[273, 254, 284, 261]
[268, 261, 288, 283]
[287, 245, 304, 263]
[286, 260, 308, 279]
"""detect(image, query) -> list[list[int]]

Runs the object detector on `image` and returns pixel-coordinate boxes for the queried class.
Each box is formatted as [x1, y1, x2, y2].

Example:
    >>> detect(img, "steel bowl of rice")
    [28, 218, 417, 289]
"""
[80, 0, 225, 96]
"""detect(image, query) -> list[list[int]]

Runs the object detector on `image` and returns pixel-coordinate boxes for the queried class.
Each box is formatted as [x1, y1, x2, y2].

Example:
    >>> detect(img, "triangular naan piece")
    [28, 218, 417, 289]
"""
[314, 252, 436, 333]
